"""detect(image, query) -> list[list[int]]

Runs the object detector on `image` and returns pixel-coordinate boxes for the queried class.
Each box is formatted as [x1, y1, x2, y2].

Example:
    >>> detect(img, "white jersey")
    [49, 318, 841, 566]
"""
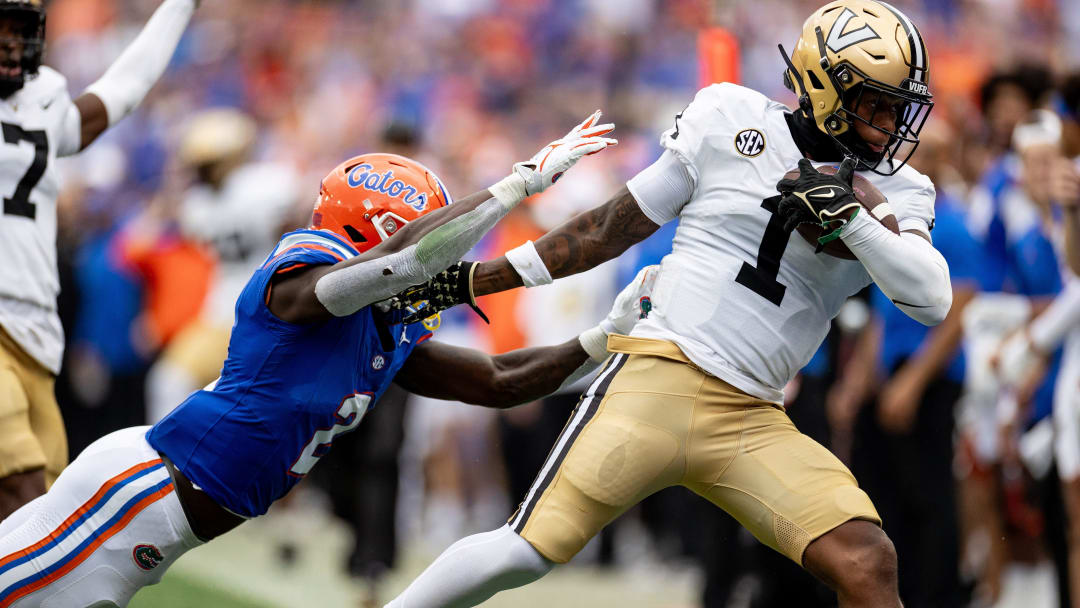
[0, 66, 83, 374]
[178, 162, 299, 325]
[628, 83, 936, 403]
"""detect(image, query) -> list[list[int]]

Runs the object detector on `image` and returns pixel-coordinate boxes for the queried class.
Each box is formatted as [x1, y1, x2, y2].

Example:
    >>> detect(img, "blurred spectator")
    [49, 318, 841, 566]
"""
[145, 108, 300, 422]
[832, 120, 983, 608]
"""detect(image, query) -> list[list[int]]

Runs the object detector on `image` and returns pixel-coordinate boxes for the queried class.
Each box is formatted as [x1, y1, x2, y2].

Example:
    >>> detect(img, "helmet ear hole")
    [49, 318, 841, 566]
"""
[343, 225, 368, 244]
[807, 71, 826, 91]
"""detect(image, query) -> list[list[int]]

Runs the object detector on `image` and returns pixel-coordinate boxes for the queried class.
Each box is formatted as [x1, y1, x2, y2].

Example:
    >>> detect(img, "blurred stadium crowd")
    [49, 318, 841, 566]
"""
[37, 0, 1080, 606]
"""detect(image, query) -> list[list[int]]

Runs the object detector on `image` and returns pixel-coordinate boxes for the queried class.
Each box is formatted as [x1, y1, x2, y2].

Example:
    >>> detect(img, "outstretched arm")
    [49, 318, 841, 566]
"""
[395, 264, 660, 407]
[390, 150, 687, 325]
[395, 339, 590, 408]
[472, 186, 661, 296]
[270, 113, 617, 324]
[65, 0, 199, 152]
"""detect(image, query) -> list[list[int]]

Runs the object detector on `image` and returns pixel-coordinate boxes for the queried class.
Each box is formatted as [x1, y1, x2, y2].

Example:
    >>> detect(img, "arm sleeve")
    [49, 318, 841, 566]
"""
[840, 210, 953, 326]
[625, 149, 696, 226]
[1030, 278, 1080, 351]
[314, 196, 510, 317]
[57, 101, 82, 158]
[84, 0, 196, 127]
[896, 183, 936, 238]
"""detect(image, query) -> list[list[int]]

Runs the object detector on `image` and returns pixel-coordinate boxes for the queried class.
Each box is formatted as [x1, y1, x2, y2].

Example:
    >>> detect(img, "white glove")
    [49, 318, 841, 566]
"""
[994, 327, 1044, 387]
[489, 110, 617, 208]
[579, 265, 660, 363]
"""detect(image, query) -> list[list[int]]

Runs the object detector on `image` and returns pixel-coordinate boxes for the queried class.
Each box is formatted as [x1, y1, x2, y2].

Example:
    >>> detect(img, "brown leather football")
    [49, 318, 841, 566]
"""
[785, 165, 899, 259]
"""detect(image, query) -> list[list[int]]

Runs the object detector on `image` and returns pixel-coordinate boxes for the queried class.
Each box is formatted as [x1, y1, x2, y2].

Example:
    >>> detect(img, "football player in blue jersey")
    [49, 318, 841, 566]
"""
[0, 113, 648, 607]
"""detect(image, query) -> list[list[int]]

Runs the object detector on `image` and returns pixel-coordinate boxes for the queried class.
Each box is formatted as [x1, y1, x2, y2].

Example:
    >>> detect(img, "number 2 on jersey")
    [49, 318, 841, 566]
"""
[734, 196, 791, 306]
[289, 393, 372, 477]
[1, 123, 48, 220]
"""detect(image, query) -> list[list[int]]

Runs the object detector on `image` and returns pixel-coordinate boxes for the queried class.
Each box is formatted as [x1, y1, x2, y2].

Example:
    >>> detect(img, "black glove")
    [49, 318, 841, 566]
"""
[384, 261, 489, 325]
[775, 157, 860, 233]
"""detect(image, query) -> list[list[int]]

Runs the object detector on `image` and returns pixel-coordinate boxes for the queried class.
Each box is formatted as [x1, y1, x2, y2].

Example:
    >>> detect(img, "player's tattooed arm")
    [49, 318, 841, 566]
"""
[394, 339, 590, 408]
[472, 186, 661, 296]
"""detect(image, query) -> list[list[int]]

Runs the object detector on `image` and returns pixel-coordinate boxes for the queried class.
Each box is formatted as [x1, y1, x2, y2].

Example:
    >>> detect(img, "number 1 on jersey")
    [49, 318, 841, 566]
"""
[734, 196, 791, 306]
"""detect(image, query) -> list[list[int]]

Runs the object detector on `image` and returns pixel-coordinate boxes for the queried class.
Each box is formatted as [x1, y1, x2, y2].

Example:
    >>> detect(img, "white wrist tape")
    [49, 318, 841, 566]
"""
[488, 173, 528, 210]
[315, 196, 509, 317]
[578, 326, 610, 364]
[505, 240, 552, 288]
[85, 0, 196, 127]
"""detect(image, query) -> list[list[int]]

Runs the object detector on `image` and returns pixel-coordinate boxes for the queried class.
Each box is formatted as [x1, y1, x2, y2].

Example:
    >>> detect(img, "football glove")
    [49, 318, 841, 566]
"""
[776, 157, 861, 235]
[492, 111, 617, 205]
[520, 110, 616, 196]
[388, 261, 488, 325]
[579, 265, 660, 362]
[601, 264, 659, 335]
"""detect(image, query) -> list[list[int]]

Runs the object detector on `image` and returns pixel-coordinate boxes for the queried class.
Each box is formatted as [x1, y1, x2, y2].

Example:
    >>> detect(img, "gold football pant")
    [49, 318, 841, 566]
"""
[0, 327, 66, 486]
[509, 335, 880, 565]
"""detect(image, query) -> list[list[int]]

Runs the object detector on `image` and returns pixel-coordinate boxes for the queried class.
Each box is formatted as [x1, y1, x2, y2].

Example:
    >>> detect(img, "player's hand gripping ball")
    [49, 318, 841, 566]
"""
[777, 158, 899, 259]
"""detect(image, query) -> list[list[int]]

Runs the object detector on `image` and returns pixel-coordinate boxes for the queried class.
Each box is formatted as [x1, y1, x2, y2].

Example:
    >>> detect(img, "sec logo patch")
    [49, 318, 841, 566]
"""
[734, 129, 765, 157]
[372, 355, 386, 370]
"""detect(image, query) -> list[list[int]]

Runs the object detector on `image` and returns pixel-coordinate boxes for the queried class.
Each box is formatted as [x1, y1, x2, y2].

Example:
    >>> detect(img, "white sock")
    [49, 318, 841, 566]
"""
[385, 525, 554, 608]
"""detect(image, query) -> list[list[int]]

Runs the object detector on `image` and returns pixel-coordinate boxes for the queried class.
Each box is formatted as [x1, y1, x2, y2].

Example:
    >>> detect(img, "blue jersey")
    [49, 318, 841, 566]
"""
[147, 229, 432, 517]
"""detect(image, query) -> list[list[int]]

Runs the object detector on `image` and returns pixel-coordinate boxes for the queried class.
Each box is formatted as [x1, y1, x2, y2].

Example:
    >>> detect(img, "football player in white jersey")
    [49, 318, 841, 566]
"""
[384, 2, 948, 607]
[0, 0, 200, 520]
[145, 108, 301, 423]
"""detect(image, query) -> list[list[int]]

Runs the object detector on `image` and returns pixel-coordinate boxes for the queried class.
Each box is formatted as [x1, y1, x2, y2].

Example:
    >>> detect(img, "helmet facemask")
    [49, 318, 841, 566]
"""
[0, 1, 44, 99]
[825, 65, 937, 172]
[780, 0, 934, 176]
[821, 57, 934, 175]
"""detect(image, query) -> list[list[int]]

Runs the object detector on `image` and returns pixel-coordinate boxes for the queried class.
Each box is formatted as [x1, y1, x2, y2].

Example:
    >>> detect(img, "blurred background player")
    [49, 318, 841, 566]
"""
[145, 107, 301, 423]
[828, 118, 984, 607]
[0, 0, 199, 521]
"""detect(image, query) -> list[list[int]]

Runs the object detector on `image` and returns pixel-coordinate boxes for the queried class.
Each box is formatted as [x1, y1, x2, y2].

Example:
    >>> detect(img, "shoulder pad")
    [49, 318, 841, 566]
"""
[18, 65, 69, 104]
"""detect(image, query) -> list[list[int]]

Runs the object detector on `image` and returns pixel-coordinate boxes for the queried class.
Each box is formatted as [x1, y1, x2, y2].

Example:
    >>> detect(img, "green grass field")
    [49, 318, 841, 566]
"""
[130, 573, 268, 608]
[122, 503, 699, 608]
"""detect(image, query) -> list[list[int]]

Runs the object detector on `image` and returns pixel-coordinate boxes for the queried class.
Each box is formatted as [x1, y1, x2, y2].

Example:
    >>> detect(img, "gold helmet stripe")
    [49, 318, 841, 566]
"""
[877, 1, 927, 83]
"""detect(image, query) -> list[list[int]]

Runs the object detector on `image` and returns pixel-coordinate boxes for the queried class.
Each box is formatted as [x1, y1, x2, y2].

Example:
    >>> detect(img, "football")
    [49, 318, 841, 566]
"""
[785, 165, 900, 259]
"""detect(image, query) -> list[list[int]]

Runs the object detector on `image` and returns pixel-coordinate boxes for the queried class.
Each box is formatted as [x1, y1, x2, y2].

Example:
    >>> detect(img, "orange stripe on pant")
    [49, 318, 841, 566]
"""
[0, 459, 162, 571]
[0, 483, 174, 608]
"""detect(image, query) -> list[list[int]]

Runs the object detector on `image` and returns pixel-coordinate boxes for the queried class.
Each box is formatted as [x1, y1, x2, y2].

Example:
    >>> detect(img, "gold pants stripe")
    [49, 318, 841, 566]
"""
[509, 353, 629, 534]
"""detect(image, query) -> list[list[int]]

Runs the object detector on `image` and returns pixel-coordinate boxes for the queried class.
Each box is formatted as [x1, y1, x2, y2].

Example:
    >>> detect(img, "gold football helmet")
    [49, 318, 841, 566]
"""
[780, 0, 933, 175]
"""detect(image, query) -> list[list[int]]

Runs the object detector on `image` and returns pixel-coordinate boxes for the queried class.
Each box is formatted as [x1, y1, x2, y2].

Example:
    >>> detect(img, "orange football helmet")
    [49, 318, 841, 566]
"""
[311, 153, 452, 254]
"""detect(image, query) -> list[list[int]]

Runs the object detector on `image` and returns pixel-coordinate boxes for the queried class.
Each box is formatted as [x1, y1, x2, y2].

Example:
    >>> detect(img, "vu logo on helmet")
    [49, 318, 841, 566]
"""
[780, 0, 934, 175]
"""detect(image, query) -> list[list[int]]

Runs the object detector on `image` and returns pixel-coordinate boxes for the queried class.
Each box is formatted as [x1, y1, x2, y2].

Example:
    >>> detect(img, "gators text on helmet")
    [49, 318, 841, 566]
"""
[311, 153, 453, 254]
[0, 0, 44, 98]
[780, 0, 933, 175]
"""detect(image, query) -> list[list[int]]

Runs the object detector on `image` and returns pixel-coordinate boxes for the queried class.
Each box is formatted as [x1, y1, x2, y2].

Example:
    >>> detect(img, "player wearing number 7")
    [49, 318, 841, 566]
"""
[0, 0, 202, 521]
[385, 2, 950, 607]
[0, 117, 633, 606]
